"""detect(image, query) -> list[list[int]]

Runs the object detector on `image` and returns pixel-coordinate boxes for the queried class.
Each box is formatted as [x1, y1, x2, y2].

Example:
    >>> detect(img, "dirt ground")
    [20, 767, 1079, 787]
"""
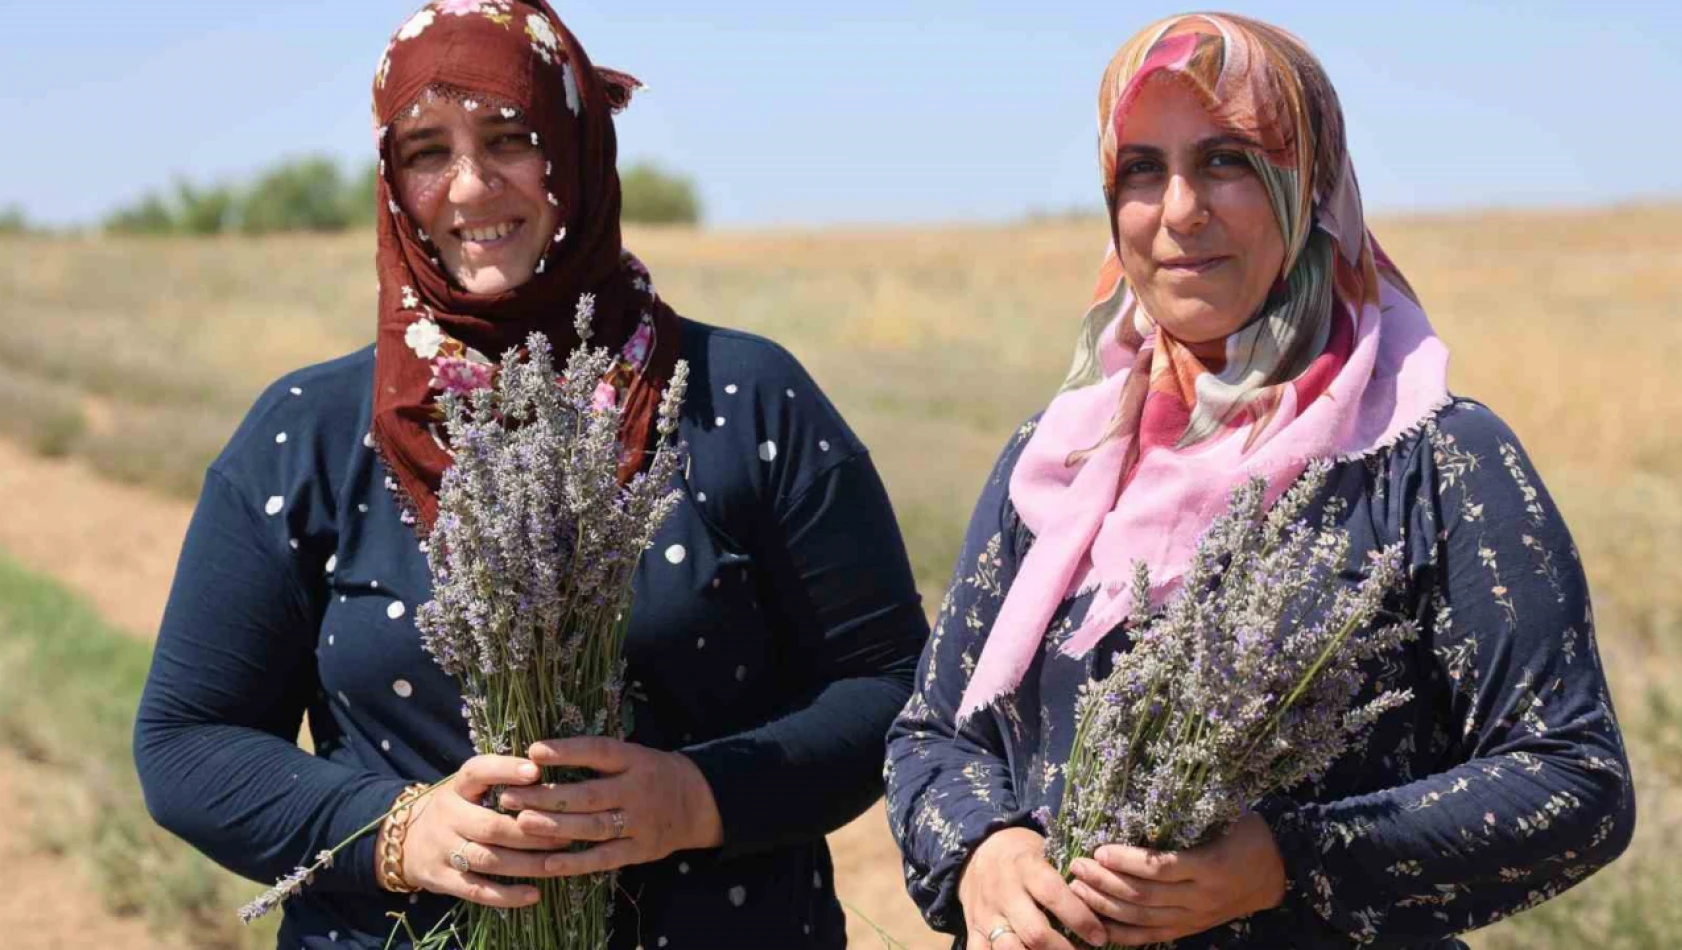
[0, 439, 948, 949]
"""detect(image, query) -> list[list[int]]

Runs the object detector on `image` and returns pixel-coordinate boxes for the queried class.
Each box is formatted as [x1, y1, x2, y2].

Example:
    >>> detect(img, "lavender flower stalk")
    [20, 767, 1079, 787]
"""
[237, 293, 687, 946]
[409, 308, 688, 950]
[238, 851, 334, 925]
[1046, 463, 1416, 912]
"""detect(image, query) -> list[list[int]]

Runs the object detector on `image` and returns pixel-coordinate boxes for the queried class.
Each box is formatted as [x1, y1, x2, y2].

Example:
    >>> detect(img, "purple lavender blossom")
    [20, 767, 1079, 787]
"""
[1048, 462, 1417, 878]
[404, 308, 689, 950]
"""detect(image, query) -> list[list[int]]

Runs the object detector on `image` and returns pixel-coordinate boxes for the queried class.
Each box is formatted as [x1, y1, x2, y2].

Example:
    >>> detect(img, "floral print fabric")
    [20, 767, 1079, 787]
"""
[886, 400, 1634, 948]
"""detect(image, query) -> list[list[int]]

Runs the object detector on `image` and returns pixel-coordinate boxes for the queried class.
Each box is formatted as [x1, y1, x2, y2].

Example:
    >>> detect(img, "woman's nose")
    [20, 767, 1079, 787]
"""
[447, 154, 501, 204]
[1161, 173, 1210, 234]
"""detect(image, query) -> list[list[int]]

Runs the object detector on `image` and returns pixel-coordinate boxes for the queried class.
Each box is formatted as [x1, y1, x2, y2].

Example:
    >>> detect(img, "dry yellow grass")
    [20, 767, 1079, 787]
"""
[0, 204, 1679, 947]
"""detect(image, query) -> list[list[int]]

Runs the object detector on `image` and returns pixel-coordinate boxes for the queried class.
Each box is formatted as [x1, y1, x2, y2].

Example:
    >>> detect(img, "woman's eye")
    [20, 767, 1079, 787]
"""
[1208, 151, 1249, 170]
[1120, 159, 1162, 177]
[490, 132, 535, 151]
[402, 146, 449, 168]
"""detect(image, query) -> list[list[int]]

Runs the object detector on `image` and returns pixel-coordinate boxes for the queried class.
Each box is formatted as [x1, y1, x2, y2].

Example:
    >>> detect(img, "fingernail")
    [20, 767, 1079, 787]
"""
[519, 762, 539, 780]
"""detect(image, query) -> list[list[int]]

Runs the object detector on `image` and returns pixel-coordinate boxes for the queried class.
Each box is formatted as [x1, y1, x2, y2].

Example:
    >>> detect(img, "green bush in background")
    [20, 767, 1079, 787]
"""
[619, 161, 703, 225]
[239, 157, 354, 235]
[0, 203, 29, 235]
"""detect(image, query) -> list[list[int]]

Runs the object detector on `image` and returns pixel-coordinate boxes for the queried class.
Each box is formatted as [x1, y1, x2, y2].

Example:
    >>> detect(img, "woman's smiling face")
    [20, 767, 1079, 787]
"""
[392, 99, 558, 294]
[1112, 76, 1285, 343]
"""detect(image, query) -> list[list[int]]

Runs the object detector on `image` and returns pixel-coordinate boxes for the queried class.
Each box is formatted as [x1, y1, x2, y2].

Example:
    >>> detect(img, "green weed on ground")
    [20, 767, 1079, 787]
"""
[0, 553, 275, 950]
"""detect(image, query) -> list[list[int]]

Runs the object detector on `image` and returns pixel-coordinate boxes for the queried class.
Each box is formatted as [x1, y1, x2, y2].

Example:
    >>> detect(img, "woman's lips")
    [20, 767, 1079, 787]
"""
[452, 219, 526, 252]
[1159, 255, 1229, 275]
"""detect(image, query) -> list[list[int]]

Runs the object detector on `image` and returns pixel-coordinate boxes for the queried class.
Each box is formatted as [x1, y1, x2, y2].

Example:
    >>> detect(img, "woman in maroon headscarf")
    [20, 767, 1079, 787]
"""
[134, 3, 929, 947]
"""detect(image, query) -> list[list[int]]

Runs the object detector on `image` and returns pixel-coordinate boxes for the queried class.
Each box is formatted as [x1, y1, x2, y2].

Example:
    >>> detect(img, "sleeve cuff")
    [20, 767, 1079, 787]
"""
[1251, 795, 1348, 947]
[914, 806, 1037, 936]
[322, 777, 415, 894]
[680, 735, 798, 859]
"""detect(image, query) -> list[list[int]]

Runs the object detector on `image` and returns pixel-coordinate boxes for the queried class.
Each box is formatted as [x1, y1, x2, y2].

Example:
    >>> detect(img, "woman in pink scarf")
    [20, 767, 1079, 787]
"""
[885, 13, 1632, 950]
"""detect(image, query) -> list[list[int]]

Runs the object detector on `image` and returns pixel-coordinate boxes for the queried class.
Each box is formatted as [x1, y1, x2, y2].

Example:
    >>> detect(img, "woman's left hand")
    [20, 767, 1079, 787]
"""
[500, 737, 725, 875]
[1067, 813, 1288, 947]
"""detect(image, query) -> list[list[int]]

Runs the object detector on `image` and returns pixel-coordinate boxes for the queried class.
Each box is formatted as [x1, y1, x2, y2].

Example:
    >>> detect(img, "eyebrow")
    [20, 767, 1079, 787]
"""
[1116, 133, 1261, 158]
[395, 125, 446, 148]
[393, 114, 527, 149]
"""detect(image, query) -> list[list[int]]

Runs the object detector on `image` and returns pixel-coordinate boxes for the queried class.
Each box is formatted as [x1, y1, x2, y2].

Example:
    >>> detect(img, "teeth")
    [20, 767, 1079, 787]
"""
[461, 221, 518, 243]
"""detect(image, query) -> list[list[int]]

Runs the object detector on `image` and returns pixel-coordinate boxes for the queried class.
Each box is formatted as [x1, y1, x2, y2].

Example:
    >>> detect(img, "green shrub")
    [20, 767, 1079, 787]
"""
[240, 156, 353, 234]
[620, 161, 702, 225]
[0, 203, 29, 235]
[174, 180, 238, 236]
[104, 192, 179, 236]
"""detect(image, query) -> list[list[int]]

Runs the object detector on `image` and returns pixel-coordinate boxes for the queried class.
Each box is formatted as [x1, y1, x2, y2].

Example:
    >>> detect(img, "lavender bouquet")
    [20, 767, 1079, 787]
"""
[1046, 463, 1416, 888]
[237, 300, 688, 950]
[409, 310, 688, 950]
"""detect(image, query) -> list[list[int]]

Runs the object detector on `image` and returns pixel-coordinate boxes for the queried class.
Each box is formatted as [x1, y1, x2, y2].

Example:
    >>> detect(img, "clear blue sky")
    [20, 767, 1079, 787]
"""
[3, 1, 1678, 228]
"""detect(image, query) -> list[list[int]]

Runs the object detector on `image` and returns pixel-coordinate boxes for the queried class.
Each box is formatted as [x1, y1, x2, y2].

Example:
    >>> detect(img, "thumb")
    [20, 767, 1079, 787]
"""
[527, 736, 632, 774]
[456, 755, 541, 800]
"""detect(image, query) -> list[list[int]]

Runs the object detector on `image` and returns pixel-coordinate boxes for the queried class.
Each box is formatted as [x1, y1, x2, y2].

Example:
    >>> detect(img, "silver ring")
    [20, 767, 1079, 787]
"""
[610, 809, 627, 839]
[448, 841, 473, 874]
[986, 922, 1015, 946]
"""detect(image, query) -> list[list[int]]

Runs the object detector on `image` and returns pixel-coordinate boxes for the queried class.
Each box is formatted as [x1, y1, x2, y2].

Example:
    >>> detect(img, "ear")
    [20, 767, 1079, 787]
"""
[595, 67, 645, 115]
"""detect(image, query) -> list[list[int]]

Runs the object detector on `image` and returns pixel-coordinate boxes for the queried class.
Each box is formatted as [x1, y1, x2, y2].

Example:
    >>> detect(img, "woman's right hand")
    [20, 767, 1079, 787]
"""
[390, 754, 563, 907]
[957, 827, 1110, 950]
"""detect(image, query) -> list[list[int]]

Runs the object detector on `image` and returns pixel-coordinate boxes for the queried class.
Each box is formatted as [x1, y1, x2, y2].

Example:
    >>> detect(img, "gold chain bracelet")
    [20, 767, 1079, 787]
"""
[378, 783, 430, 894]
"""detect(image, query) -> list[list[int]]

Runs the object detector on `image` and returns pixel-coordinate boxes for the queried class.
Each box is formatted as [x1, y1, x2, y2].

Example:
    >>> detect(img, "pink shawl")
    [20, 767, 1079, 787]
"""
[956, 14, 1451, 722]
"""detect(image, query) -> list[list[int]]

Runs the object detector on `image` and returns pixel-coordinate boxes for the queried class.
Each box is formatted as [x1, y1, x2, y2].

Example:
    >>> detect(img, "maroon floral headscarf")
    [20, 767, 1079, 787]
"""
[368, 0, 680, 533]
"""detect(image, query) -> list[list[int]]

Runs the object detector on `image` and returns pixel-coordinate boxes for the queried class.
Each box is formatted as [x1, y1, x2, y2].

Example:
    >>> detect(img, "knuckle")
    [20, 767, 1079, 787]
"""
[470, 813, 505, 844]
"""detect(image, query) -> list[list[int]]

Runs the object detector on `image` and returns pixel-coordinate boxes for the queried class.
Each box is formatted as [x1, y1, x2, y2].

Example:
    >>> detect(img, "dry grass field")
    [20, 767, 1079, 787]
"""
[0, 204, 1679, 948]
